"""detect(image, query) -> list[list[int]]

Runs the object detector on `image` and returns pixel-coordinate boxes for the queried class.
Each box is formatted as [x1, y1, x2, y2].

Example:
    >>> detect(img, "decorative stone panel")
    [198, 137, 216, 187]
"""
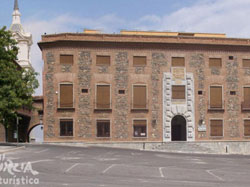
[135, 66, 145, 74]
[189, 54, 205, 89]
[77, 52, 92, 138]
[45, 52, 55, 138]
[211, 68, 220, 75]
[163, 72, 195, 142]
[244, 69, 250, 76]
[226, 59, 240, 137]
[98, 66, 109, 73]
[61, 65, 72, 72]
[151, 53, 168, 139]
[114, 52, 129, 139]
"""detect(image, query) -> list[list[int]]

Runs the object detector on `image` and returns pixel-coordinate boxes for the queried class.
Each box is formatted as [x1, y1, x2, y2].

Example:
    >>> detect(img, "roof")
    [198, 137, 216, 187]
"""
[38, 30, 250, 50]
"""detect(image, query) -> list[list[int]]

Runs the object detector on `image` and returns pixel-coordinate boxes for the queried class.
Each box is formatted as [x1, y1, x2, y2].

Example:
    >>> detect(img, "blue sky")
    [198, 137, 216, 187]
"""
[2, 0, 250, 95]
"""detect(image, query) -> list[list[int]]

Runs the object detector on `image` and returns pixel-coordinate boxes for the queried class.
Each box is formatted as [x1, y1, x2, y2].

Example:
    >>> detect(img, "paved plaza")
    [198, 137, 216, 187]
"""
[1, 144, 250, 186]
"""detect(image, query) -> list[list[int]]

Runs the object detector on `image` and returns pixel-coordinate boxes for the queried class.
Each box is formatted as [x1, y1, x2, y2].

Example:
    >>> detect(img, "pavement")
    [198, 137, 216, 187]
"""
[1, 144, 250, 187]
[0, 144, 25, 153]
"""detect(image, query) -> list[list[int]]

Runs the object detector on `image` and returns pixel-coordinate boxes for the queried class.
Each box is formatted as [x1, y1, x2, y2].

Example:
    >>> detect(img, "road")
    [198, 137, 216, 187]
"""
[1, 144, 250, 187]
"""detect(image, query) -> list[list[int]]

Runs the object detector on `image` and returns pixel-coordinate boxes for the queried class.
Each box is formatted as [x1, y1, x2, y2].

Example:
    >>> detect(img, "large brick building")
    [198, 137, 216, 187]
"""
[38, 30, 250, 143]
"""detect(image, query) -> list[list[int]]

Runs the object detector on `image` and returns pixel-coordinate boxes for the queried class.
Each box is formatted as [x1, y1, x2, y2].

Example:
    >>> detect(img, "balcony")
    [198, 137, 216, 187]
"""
[241, 102, 250, 111]
[208, 101, 225, 112]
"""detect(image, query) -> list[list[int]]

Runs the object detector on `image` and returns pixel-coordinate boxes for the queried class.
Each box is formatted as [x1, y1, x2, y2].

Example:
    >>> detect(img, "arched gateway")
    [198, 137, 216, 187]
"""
[163, 72, 195, 142]
[171, 115, 187, 141]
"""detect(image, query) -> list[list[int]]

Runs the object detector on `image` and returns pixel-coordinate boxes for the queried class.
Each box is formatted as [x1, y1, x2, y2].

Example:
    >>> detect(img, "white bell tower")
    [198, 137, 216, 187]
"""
[10, 0, 33, 69]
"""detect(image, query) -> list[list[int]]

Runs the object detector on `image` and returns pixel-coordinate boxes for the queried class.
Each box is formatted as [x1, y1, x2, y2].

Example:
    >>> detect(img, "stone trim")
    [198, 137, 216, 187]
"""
[163, 72, 195, 142]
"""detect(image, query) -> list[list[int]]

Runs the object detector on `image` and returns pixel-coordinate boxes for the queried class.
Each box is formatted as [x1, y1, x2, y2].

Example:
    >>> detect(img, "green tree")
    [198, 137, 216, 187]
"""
[0, 26, 39, 132]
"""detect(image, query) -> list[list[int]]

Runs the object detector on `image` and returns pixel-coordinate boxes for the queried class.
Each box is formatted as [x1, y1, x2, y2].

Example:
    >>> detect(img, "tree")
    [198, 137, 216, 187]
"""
[0, 26, 39, 132]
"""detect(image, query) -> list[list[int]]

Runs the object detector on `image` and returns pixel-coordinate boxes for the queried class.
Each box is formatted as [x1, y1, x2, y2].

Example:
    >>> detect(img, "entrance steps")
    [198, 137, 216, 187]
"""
[152, 142, 219, 154]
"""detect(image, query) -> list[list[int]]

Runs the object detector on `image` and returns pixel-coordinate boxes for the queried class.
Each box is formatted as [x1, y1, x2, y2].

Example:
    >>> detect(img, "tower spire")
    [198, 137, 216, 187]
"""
[14, 0, 19, 10]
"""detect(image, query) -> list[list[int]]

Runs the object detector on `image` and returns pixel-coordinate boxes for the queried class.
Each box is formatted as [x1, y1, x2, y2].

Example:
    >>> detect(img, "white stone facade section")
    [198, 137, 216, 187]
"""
[163, 72, 195, 142]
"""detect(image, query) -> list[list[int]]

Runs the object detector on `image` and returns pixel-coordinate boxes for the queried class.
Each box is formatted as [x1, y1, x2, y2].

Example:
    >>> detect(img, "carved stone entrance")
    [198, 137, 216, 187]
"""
[163, 72, 195, 142]
[171, 115, 186, 141]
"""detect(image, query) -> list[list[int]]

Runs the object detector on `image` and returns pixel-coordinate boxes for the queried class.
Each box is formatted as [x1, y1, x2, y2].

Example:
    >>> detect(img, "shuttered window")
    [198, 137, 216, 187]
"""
[60, 55, 73, 65]
[244, 120, 250, 136]
[243, 59, 250, 68]
[96, 85, 111, 109]
[60, 84, 73, 108]
[97, 120, 110, 137]
[172, 57, 185, 67]
[96, 56, 110, 66]
[133, 56, 147, 66]
[210, 86, 223, 108]
[243, 87, 250, 108]
[210, 120, 223, 137]
[209, 58, 222, 68]
[60, 119, 73, 136]
[133, 85, 147, 109]
[133, 120, 147, 137]
[172, 85, 185, 99]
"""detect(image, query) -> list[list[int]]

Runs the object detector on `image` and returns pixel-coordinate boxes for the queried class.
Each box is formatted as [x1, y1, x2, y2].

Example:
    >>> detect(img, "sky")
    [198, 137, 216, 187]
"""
[2, 0, 250, 95]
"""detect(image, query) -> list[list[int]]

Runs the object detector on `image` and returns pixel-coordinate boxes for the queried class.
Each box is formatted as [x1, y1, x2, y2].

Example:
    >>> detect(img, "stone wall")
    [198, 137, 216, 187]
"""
[114, 52, 129, 139]
[77, 52, 92, 138]
[45, 52, 56, 138]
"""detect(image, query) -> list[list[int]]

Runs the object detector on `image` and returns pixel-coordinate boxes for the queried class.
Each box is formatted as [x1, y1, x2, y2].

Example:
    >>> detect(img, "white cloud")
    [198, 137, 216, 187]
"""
[23, 0, 250, 95]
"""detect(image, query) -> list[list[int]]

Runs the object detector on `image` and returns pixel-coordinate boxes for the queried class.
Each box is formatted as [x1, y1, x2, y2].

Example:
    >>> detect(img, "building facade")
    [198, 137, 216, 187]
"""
[38, 30, 250, 143]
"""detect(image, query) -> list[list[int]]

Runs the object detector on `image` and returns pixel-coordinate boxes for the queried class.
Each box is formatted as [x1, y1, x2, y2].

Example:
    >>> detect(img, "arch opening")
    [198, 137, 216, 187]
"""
[171, 115, 187, 141]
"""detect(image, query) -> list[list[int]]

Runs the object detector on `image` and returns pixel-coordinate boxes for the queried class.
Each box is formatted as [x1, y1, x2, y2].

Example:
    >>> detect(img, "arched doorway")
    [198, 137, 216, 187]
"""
[171, 115, 187, 141]
[27, 124, 44, 143]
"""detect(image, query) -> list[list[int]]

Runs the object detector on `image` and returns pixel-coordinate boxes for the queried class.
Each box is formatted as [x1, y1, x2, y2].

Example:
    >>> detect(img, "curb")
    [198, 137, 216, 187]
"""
[0, 146, 25, 154]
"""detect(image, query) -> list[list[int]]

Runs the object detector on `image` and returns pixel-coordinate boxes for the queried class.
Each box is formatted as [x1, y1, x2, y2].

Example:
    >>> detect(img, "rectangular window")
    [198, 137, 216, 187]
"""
[133, 120, 147, 137]
[60, 84, 73, 108]
[97, 120, 110, 137]
[60, 119, 73, 136]
[96, 55, 110, 66]
[210, 86, 223, 108]
[96, 85, 111, 109]
[172, 85, 185, 99]
[60, 55, 73, 65]
[209, 58, 222, 68]
[210, 120, 223, 137]
[133, 85, 147, 109]
[243, 59, 250, 68]
[244, 120, 250, 136]
[243, 87, 250, 108]
[133, 56, 147, 66]
[172, 57, 185, 67]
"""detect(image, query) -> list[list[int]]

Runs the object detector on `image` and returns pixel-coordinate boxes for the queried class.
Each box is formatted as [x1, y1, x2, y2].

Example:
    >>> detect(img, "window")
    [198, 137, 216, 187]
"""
[96, 55, 110, 66]
[96, 85, 111, 109]
[133, 85, 147, 109]
[97, 120, 110, 137]
[82, 89, 88, 93]
[210, 120, 223, 137]
[209, 58, 222, 68]
[172, 85, 185, 99]
[133, 56, 146, 66]
[60, 84, 73, 108]
[243, 59, 250, 68]
[244, 120, 250, 136]
[172, 57, 185, 67]
[119, 90, 125, 94]
[133, 120, 147, 137]
[243, 87, 250, 109]
[229, 56, 234, 60]
[60, 55, 73, 65]
[198, 91, 203, 95]
[210, 86, 223, 109]
[60, 119, 73, 136]
[230, 91, 236, 95]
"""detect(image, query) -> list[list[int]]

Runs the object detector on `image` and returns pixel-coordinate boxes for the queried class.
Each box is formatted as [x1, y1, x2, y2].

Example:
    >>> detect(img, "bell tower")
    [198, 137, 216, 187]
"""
[10, 0, 33, 69]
